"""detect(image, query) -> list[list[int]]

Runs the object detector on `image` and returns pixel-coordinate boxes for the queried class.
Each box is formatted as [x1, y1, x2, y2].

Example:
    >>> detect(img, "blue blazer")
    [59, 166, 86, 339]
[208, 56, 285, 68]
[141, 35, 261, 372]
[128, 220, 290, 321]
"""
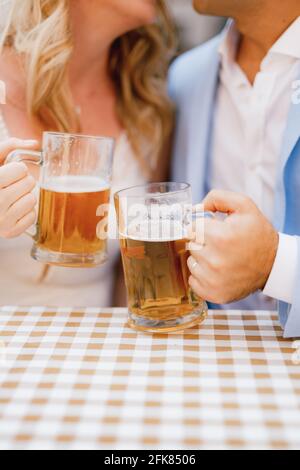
[169, 34, 300, 338]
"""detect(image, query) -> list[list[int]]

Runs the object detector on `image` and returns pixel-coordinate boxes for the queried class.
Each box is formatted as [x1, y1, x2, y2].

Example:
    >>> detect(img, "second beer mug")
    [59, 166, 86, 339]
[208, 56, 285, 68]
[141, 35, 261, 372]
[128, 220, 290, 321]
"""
[115, 182, 208, 333]
[6, 132, 115, 267]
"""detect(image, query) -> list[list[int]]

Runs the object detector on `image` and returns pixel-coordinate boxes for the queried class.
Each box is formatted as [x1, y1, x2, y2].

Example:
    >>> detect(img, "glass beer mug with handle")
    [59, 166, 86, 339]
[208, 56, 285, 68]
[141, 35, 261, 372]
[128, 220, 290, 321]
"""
[6, 132, 115, 268]
[114, 182, 208, 333]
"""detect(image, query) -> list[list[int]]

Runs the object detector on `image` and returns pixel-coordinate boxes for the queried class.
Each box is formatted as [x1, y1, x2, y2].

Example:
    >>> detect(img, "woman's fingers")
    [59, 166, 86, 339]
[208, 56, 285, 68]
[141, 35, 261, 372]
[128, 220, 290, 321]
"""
[0, 138, 39, 239]
[0, 138, 39, 165]
[0, 163, 36, 218]
[0, 162, 29, 189]
[3, 174, 36, 208]
[0, 160, 37, 237]
[2, 209, 36, 239]
[5, 192, 36, 226]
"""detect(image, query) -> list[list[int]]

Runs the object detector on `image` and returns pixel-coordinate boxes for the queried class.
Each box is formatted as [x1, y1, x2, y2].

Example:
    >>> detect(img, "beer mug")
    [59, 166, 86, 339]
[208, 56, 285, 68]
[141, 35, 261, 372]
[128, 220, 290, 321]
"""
[114, 182, 208, 333]
[6, 132, 115, 267]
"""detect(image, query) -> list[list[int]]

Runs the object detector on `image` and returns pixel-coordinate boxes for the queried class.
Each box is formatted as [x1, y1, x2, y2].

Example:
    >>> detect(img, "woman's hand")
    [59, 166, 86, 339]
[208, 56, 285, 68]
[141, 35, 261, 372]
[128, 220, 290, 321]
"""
[0, 138, 39, 239]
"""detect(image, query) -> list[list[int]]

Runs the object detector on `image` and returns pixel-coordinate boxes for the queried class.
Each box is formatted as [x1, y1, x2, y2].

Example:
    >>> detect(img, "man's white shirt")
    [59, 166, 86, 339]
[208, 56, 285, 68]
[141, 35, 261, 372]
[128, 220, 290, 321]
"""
[211, 18, 300, 305]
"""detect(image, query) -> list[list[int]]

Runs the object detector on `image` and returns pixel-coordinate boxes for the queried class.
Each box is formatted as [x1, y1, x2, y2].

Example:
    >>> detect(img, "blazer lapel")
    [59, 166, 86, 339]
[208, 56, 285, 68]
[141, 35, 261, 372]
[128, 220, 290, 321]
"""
[187, 54, 220, 203]
[274, 70, 300, 231]
[280, 93, 300, 170]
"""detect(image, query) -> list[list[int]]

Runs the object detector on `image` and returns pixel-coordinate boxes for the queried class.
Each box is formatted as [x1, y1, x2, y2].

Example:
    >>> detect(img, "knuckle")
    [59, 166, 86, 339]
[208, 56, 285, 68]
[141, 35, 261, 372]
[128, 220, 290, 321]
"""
[240, 194, 252, 207]
[207, 189, 220, 200]
[240, 196, 248, 206]
[209, 257, 222, 271]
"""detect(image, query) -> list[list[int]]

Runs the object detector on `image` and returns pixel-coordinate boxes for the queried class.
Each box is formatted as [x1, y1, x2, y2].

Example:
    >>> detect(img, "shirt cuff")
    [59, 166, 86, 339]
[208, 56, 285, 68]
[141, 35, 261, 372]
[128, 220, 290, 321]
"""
[263, 233, 298, 304]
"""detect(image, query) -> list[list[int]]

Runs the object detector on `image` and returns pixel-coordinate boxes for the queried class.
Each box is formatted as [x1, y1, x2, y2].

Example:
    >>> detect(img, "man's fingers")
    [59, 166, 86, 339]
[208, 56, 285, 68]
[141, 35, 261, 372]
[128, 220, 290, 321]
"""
[0, 139, 39, 164]
[187, 218, 226, 247]
[187, 240, 205, 256]
[188, 244, 215, 269]
[188, 275, 206, 300]
[203, 189, 252, 214]
[187, 255, 209, 282]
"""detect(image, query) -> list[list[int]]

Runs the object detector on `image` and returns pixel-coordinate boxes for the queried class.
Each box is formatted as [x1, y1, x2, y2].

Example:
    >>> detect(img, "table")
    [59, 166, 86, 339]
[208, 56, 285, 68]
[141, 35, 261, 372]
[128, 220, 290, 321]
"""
[0, 307, 299, 450]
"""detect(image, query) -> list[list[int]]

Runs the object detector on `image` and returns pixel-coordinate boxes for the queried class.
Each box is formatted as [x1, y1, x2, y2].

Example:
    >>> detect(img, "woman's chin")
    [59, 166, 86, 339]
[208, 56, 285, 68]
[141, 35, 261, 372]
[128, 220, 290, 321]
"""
[131, 1, 158, 27]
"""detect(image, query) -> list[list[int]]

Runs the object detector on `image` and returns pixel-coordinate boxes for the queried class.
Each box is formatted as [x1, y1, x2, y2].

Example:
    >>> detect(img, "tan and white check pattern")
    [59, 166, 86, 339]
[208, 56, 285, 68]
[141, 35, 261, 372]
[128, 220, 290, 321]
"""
[0, 307, 299, 450]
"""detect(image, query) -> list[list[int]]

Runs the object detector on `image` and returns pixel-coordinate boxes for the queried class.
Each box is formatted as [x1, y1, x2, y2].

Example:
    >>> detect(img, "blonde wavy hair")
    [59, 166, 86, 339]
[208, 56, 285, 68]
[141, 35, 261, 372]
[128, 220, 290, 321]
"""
[0, 0, 176, 174]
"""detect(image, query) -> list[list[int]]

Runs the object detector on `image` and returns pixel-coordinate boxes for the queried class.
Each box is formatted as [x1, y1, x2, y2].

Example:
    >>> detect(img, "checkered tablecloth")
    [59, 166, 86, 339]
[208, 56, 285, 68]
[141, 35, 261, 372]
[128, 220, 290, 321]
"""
[0, 307, 299, 450]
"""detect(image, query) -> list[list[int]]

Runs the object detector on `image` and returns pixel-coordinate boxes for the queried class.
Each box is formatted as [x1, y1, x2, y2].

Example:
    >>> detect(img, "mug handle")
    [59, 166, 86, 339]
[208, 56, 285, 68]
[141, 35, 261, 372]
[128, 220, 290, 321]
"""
[190, 205, 217, 247]
[5, 149, 43, 240]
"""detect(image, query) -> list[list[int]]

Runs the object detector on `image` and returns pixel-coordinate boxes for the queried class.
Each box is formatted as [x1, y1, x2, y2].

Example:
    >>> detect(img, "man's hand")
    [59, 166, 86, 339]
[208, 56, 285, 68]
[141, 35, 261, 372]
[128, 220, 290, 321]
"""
[187, 190, 279, 304]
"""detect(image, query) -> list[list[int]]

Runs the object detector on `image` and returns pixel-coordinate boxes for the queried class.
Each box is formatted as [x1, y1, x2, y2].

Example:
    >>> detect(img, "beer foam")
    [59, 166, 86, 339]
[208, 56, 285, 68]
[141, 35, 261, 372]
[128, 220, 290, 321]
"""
[41, 175, 110, 193]
[121, 220, 187, 242]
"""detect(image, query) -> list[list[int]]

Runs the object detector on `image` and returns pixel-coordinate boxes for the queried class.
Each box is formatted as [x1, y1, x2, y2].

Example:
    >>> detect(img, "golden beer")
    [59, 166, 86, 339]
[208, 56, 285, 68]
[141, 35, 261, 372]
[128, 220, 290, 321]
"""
[115, 181, 208, 333]
[120, 234, 204, 326]
[6, 132, 114, 268]
[35, 176, 110, 266]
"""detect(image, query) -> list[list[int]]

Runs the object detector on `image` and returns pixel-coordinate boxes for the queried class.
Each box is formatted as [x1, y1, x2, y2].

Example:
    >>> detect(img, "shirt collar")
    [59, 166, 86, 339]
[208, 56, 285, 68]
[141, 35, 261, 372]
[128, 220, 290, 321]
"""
[218, 20, 247, 87]
[218, 19, 239, 66]
[269, 16, 300, 60]
[219, 16, 300, 65]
